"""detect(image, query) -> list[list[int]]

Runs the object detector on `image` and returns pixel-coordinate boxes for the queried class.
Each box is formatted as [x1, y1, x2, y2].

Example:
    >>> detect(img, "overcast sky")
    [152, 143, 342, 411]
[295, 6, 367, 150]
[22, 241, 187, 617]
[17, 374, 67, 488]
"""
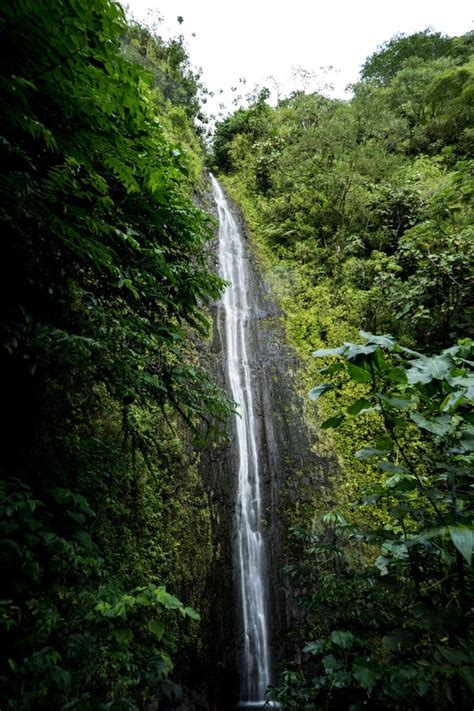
[122, 0, 473, 117]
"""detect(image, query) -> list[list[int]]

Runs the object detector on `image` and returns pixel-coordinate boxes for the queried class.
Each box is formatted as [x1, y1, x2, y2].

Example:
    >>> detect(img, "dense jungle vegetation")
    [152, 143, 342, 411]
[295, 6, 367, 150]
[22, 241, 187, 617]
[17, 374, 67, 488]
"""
[0, 0, 473, 708]
[0, 1, 231, 708]
[213, 28, 474, 709]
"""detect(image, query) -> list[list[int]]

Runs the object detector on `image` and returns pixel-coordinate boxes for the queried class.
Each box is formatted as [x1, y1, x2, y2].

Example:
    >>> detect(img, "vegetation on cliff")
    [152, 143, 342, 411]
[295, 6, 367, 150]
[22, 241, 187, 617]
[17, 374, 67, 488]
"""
[213, 28, 474, 709]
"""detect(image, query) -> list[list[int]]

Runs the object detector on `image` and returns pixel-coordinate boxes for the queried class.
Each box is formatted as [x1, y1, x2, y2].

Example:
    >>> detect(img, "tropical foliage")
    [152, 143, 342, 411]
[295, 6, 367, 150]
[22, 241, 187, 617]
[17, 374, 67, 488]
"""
[0, 0, 228, 708]
[274, 334, 474, 708]
[1, 1, 473, 706]
[213, 27, 473, 709]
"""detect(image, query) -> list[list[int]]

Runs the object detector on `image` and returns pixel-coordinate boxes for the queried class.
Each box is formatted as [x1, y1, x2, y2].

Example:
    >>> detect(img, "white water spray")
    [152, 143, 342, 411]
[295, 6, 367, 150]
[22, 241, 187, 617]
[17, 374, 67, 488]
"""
[211, 174, 271, 704]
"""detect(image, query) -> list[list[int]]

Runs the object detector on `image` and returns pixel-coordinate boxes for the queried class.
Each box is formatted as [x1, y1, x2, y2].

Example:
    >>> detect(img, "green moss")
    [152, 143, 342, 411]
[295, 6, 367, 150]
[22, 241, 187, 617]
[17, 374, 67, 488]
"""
[220, 175, 387, 531]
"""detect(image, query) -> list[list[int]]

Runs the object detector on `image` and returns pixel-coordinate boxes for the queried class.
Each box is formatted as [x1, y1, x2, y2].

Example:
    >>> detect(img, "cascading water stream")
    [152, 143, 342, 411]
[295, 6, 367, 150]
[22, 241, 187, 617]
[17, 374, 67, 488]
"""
[211, 174, 271, 705]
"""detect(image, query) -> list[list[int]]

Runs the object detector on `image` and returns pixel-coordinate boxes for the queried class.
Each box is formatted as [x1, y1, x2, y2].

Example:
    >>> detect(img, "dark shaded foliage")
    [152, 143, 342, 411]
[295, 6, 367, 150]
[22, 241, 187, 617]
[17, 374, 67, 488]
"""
[0, 1, 228, 707]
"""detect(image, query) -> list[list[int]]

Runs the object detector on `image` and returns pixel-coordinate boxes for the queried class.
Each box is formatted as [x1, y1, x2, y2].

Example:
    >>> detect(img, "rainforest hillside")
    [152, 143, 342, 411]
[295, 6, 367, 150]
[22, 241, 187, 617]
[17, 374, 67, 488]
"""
[213, 28, 474, 709]
[0, 0, 473, 708]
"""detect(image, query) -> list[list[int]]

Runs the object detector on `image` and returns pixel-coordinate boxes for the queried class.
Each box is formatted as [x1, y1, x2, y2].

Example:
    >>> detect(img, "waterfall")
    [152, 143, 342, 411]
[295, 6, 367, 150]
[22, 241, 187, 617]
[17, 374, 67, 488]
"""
[211, 174, 271, 705]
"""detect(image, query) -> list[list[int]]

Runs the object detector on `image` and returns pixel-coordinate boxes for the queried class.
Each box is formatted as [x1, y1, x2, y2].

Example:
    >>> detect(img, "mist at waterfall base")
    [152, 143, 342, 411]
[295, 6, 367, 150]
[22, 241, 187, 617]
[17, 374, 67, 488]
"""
[211, 174, 274, 707]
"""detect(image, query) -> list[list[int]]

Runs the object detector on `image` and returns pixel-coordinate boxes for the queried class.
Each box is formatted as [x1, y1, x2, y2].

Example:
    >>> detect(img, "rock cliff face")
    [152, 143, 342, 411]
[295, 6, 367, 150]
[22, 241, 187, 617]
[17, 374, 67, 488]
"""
[199, 180, 332, 708]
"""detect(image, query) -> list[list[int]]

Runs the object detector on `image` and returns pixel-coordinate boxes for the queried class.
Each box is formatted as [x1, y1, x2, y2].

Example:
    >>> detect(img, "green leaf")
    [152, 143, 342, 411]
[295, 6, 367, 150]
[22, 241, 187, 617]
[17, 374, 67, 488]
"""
[417, 680, 432, 697]
[322, 511, 348, 527]
[459, 665, 474, 692]
[359, 331, 395, 350]
[440, 390, 467, 412]
[323, 654, 344, 673]
[347, 398, 372, 415]
[406, 355, 453, 384]
[352, 658, 379, 689]
[180, 606, 200, 621]
[383, 474, 417, 492]
[382, 630, 416, 651]
[375, 436, 394, 451]
[321, 415, 345, 429]
[387, 367, 408, 384]
[344, 343, 378, 359]
[448, 375, 474, 401]
[356, 447, 390, 460]
[319, 363, 345, 375]
[330, 630, 355, 649]
[410, 412, 451, 436]
[308, 383, 334, 401]
[436, 645, 469, 666]
[312, 347, 345, 358]
[304, 640, 326, 655]
[459, 426, 474, 452]
[112, 628, 133, 645]
[147, 618, 165, 639]
[378, 460, 406, 474]
[373, 347, 390, 371]
[449, 526, 473, 565]
[375, 555, 389, 575]
[154, 587, 182, 610]
[347, 363, 372, 383]
[379, 394, 411, 409]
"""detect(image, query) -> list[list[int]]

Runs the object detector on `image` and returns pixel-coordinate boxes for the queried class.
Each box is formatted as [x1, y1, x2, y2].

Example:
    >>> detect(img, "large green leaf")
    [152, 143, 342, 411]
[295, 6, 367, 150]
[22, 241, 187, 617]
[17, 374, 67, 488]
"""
[347, 397, 372, 415]
[347, 363, 372, 383]
[343, 343, 378, 359]
[352, 658, 379, 689]
[180, 606, 200, 621]
[459, 426, 474, 452]
[406, 354, 453, 384]
[448, 375, 474, 400]
[330, 630, 355, 649]
[312, 346, 345, 358]
[147, 618, 165, 640]
[359, 331, 396, 350]
[155, 587, 182, 610]
[378, 461, 407, 474]
[410, 412, 451, 436]
[321, 415, 345, 429]
[379, 393, 411, 409]
[323, 654, 344, 674]
[319, 362, 345, 375]
[387, 367, 408, 384]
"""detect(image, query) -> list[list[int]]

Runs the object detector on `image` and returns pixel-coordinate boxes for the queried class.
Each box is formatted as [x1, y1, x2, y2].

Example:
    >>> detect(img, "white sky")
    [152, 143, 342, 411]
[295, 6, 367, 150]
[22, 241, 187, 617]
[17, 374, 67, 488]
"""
[122, 0, 473, 118]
